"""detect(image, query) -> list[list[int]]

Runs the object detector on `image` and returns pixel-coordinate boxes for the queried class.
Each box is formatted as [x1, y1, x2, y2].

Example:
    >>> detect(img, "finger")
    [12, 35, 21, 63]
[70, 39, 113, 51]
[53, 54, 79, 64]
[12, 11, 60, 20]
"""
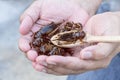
[27, 50, 38, 61]
[36, 56, 77, 75]
[20, 16, 34, 35]
[35, 64, 46, 72]
[46, 56, 109, 75]
[35, 57, 62, 75]
[46, 56, 110, 72]
[80, 43, 117, 60]
[19, 37, 31, 53]
[36, 55, 48, 66]
[45, 56, 111, 75]
[46, 56, 86, 70]
[20, 0, 44, 35]
[20, 0, 41, 22]
[46, 64, 81, 75]
[46, 56, 91, 75]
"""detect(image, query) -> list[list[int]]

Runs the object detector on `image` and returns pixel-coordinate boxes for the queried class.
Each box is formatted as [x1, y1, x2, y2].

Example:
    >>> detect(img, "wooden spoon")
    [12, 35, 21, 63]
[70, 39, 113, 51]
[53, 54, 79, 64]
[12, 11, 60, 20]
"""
[51, 30, 120, 48]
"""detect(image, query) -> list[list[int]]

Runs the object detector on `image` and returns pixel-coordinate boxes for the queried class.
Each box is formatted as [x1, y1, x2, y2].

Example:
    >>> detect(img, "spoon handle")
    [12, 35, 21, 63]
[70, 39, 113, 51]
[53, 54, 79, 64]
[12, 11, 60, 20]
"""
[86, 36, 120, 43]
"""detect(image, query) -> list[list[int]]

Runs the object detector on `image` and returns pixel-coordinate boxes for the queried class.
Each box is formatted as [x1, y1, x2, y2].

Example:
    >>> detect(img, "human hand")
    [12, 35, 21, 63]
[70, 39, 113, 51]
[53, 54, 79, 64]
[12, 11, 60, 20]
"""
[19, 0, 89, 35]
[33, 12, 120, 75]
[19, 0, 89, 69]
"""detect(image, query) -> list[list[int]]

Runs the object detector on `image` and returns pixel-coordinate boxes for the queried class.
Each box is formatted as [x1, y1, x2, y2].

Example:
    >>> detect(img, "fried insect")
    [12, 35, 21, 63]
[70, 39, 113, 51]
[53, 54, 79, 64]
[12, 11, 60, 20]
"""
[30, 22, 84, 56]
[58, 22, 85, 42]
[58, 31, 86, 42]
[30, 22, 73, 56]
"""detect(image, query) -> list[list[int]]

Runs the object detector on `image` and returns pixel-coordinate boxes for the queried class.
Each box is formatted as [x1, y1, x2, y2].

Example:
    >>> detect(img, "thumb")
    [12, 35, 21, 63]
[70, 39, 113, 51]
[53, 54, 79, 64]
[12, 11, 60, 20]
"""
[80, 43, 117, 60]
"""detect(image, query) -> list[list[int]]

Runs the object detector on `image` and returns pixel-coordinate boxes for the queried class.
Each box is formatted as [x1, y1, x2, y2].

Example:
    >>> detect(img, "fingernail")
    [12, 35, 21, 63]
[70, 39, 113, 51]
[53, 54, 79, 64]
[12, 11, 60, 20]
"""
[41, 69, 47, 73]
[82, 51, 93, 59]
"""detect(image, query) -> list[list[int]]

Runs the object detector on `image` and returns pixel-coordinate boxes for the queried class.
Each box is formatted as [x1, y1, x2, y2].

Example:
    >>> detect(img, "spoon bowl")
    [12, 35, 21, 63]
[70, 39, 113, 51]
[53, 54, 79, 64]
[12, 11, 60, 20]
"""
[51, 30, 120, 48]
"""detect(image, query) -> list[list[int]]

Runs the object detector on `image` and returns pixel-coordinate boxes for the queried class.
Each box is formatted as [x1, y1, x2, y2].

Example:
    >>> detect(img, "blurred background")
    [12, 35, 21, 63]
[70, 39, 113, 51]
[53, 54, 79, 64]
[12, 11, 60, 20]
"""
[0, 0, 120, 80]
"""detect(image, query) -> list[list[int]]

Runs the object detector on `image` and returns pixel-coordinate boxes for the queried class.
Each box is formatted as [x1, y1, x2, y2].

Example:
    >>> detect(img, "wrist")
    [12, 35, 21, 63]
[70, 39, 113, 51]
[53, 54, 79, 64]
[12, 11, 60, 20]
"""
[70, 0, 102, 16]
